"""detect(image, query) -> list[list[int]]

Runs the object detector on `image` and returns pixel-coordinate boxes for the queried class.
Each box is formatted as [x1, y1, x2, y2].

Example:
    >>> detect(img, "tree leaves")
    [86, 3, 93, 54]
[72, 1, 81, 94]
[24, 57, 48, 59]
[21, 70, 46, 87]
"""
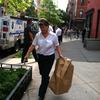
[0, 0, 35, 16]
[38, 0, 68, 26]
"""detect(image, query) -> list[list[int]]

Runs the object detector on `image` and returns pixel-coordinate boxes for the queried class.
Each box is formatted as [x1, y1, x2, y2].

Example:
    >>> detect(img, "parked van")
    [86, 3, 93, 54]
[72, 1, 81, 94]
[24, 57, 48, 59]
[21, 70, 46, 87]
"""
[0, 16, 39, 51]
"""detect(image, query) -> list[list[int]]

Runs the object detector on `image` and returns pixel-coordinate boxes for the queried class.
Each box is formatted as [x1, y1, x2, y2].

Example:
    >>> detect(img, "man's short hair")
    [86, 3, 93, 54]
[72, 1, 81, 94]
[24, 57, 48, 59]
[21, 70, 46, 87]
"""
[27, 18, 32, 24]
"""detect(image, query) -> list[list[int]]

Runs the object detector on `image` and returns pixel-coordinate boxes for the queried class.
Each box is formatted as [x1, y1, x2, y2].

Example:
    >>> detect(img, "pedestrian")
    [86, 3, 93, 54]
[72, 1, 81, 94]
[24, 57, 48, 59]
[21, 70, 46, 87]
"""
[21, 18, 38, 63]
[49, 25, 53, 32]
[56, 26, 62, 44]
[67, 28, 72, 39]
[53, 25, 56, 33]
[63, 26, 68, 36]
[76, 29, 80, 39]
[24, 18, 63, 100]
[82, 28, 86, 43]
[61, 26, 65, 42]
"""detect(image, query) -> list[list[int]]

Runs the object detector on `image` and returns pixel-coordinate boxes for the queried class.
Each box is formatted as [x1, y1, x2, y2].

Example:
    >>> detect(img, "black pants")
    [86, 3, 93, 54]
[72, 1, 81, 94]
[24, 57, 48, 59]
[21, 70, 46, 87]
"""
[38, 54, 55, 98]
[21, 43, 38, 63]
[58, 35, 62, 44]
[82, 35, 85, 43]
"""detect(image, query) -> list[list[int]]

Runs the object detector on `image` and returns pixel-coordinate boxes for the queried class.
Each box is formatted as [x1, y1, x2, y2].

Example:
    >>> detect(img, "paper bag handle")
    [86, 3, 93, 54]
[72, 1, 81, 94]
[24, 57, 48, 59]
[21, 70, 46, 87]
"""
[56, 57, 72, 78]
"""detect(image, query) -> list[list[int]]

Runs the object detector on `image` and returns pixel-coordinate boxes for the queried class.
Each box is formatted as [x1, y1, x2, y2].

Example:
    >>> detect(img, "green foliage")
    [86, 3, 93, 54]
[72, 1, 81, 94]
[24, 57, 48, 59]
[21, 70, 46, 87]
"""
[0, 68, 27, 99]
[56, 9, 70, 26]
[0, 0, 69, 25]
[25, 1, 37, 17]
[38, 0, 58, 25]
[38, 0, 68, 26]
[0, 0, 36, 16]
[16, 50, 33, 58]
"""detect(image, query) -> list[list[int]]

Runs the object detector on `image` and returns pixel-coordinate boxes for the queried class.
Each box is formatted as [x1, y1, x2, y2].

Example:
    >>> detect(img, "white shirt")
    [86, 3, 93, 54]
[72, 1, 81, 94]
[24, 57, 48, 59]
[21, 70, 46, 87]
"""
[56, 28, 62, 36]
[32, 31, 59, 55]
[49, 25, 53, 32]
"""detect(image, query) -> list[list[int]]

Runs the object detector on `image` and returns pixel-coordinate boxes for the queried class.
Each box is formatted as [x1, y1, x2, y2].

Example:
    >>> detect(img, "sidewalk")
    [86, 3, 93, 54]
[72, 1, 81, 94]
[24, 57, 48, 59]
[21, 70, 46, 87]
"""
[1, 37, 100, 100]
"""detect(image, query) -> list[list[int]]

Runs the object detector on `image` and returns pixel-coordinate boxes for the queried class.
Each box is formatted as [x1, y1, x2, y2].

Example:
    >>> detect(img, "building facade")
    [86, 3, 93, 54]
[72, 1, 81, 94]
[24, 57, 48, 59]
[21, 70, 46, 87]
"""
[76, 0, 87, 19]
[66, 0, 88, 29]
[86, 0, 100, 39]
[66, 0, 76, 28]
[74, 0, 88, 29]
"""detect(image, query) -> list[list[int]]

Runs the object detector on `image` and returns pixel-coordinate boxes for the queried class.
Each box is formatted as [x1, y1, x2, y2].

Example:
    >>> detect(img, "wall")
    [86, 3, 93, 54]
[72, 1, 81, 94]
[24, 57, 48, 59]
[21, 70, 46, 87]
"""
[76, 0, 87, 18]
[87, 0, 100, 38]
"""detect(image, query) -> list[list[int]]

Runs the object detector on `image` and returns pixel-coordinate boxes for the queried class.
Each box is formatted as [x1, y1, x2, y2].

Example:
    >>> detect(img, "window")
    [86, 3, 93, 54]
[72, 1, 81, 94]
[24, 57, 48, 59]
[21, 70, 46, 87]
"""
[96, 10, 100, 38]
[12, 22, 14, 29]
[86, 9, 94, 38]
[3, 21, 9, 26]
[3, 33, 6, 38]
[80, 0, 84, 5]
[80, 10, 83, 17]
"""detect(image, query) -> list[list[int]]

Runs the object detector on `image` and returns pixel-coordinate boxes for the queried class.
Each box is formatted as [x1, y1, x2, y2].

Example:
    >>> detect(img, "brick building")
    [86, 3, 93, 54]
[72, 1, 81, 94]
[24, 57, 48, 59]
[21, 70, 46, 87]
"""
[66, 0, 76, 28]
[76, 0, 87, 19]
[74, 0, 88, 29]
[66, 0, 88, 29]
[86, 0, 100, 39]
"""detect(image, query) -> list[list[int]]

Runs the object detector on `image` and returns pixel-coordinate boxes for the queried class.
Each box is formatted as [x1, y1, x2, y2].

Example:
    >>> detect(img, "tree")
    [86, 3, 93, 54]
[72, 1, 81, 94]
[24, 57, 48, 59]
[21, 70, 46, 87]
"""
[38, 0, 68, 26]
[38, 0, 59, 25]
[57, 9, 70, 26]
[8, 0, 31, 14]
[0, 0, 35, 16]
[25, 0, 38, 18]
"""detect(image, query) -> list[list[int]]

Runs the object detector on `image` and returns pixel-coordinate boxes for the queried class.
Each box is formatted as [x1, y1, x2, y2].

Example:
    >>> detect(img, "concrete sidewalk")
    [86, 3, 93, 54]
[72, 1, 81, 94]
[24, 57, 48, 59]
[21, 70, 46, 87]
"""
[1, 38, 100, 100]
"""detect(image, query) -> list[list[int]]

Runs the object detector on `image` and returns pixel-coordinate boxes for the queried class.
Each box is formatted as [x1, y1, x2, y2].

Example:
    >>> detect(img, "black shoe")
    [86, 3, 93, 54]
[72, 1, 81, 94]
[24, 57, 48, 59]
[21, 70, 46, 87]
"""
[24, 59, 28, 62]
[21, 59, 28, 63]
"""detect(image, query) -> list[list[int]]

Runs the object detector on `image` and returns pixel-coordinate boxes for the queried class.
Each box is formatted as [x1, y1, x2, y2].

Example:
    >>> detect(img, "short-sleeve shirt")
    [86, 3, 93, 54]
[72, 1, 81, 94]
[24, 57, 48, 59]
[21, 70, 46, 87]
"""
[24, 25, 33, 44]
[56, 28, 62, 36]
[32, 31, 59, 55]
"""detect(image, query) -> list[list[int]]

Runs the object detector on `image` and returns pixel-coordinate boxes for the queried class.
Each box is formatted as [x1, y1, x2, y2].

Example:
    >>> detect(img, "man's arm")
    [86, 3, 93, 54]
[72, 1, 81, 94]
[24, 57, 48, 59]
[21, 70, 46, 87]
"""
[28, 25, 35, 41]
[56, 45, 63, 58]
[29, 31, 34, 41]
[24, 44, 35, 59]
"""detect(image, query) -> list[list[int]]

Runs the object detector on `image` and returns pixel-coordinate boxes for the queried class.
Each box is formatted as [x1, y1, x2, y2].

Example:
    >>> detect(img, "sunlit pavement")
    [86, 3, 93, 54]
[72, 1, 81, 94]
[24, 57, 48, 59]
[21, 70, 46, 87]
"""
[1, 36, 100, 100]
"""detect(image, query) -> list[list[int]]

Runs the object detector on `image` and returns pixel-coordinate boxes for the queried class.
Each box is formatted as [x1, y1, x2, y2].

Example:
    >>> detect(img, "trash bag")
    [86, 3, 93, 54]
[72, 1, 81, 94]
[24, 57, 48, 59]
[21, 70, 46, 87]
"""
[49, 57, 74, 95]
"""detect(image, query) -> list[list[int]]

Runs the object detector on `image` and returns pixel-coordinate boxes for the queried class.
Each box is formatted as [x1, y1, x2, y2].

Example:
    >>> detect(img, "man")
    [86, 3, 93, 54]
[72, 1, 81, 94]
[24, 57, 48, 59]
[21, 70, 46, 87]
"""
[82, 28, 86, 43]
[21, 18, 38, 63]
[56, 26, 62, 44]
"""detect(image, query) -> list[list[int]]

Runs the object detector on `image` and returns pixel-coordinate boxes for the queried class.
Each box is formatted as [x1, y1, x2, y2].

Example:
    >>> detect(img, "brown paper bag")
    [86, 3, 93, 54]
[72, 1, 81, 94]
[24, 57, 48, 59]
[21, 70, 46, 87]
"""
[49, 57, 74, 95]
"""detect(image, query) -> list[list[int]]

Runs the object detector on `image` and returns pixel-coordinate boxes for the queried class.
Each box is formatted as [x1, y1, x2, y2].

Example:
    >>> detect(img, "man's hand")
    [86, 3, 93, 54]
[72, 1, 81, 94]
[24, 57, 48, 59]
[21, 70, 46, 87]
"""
[24, 55, 27, 60]
[59, 54, 64, 58]
[24, 54, 29, 62]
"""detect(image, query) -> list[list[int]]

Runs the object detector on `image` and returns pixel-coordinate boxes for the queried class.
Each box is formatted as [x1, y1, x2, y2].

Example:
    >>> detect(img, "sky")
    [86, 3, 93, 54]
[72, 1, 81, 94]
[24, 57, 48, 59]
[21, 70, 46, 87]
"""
[53, 0, 68, 11]
[34, 0, 68, 11]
